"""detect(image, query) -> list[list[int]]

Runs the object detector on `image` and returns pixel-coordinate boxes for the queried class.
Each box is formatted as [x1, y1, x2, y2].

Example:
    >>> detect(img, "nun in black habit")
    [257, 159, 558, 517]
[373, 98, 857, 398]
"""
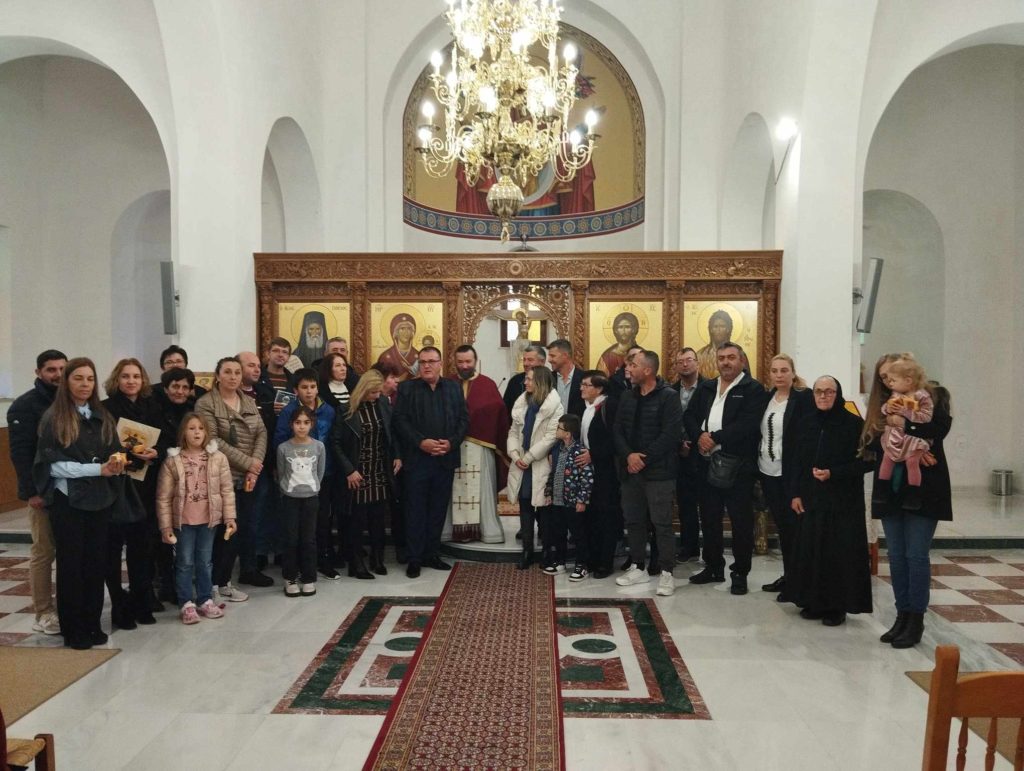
[787, 376, 873, 626]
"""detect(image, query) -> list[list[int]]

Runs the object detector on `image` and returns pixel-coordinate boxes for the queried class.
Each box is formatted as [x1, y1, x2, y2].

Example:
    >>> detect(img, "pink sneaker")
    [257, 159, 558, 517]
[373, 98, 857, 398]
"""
[197, 599, 224, 619]
[181, 602, 200, 625]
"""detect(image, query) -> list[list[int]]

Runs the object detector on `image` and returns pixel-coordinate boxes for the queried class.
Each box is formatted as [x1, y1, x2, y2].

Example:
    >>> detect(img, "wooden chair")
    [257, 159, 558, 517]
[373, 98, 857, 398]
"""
[1, 703, 55, 771]
[922, 645, 1024, 771]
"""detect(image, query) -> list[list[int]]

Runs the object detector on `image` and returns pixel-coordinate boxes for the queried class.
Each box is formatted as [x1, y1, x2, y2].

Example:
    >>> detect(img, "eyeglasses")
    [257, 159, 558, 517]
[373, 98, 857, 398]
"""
[813, 389, 837, 397]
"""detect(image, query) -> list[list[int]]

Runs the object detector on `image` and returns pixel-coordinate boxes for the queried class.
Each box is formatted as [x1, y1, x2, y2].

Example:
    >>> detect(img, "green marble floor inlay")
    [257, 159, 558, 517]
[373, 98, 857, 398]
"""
[570, 638, 617, 654]
[277, 595, 709, 720]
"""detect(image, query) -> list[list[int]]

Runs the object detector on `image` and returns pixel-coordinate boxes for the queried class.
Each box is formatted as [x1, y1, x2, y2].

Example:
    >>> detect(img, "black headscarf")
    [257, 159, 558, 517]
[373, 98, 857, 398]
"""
[812, 376, 848, 424]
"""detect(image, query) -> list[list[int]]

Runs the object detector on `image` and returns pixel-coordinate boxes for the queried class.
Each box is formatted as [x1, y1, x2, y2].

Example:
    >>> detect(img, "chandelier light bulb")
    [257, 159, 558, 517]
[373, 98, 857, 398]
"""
[479, 85, 497, 111]
[542, 89, 556, 110]
[421, 101, 436, 120]
[584, 109, 598, 129]
[430, 51, 443, 72]
[569, 129, 581, 147]
[417, 127, 432, 146]
[445, 70, 457, 89]
[563, 42, 577, 63]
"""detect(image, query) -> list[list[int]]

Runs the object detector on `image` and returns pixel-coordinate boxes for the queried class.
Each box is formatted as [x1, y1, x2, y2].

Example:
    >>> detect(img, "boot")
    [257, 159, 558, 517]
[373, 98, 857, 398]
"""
[370, 548, 388, 576]
[891, 612, 924, 649]
[880, 611, 909, 643]
[518, 537, 535, 570]
[348, 551, 374, 580]
[110, 590, 136, 631]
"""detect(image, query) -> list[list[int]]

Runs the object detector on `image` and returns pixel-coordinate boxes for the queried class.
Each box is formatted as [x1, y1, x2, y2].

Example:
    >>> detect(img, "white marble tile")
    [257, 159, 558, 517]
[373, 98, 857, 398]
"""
[927, 588, 981, 604]
[226, 714, 349, 770]
[950, 562, 1024, 576]
[933, 575, 1006, 590]
[988, 603, 1024, 623]
[947, 621, 1024, 644]
[123, 713, 267, 770]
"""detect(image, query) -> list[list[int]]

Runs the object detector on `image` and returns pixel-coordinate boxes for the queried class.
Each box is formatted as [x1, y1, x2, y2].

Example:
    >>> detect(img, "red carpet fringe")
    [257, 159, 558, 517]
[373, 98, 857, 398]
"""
[364, 563, 565, 770]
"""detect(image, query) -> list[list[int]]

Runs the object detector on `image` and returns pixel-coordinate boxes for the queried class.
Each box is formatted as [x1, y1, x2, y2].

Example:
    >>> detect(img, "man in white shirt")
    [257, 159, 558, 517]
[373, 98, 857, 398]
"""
[681, 343, 765, 595]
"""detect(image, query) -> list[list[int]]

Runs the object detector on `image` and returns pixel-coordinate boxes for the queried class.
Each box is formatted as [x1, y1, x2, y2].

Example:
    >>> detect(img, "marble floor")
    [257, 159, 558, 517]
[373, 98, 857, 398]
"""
[1, 490, 1022, 770]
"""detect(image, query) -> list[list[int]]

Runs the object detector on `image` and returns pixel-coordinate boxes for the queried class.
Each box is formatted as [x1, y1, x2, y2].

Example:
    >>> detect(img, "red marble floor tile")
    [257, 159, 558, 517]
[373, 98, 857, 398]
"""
[1010, 565, 1024, 572]
[988, 576, 1024, 590]
[0, 582, 32, 596]
[0, 558, 27, 569]
[960, 590, 1024, 605]
[0, 633, 31, 646]
[929, 605, 1011, 623]
[989, 643, 1024, 667]
[929, 564, 974, 576]
[0, 568, 31, 582]
[945, 555, 1000, 564]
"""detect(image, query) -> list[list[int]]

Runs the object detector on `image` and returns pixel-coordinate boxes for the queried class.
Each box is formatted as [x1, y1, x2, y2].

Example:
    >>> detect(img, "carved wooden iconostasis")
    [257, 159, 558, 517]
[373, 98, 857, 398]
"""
[254, 252, 782, 383]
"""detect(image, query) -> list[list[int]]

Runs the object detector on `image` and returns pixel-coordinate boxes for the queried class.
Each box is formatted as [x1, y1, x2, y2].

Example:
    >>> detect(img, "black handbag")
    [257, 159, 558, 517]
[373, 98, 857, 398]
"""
[706, 452, 743, 489]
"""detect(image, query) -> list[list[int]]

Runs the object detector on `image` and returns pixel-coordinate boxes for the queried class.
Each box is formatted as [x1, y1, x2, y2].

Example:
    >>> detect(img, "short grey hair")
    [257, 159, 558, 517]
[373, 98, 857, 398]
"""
[524, 344, 547, 362]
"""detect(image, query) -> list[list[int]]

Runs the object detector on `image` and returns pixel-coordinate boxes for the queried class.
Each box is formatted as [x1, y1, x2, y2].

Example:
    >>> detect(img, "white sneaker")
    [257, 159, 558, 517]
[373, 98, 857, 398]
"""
[300, 583, 317, 597]
[616, 564, 651, 586]
[656, 571, 675, 596]
[32, 611, 61, 635]
[284, 580, 300, 597]
[216, 583, 249, 603]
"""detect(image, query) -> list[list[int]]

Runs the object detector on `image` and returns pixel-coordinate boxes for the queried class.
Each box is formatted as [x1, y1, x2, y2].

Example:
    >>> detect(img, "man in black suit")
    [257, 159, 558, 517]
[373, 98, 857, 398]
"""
[672, 347, 705, 562]
[546, 339, 585, 418]
[503, 344, 547, 417]
[393, 346, 469, 578]
[683, 343, 765, 595]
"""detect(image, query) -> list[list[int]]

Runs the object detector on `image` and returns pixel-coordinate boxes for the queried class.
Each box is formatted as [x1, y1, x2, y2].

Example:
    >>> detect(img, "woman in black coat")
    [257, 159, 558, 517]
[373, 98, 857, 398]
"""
[788, 376, 872, 627]
[756, 354, 814, 599]
[332, 369, 400, 578]
[862, 353, 952, 649]
[576, 370, 621, 579]
[101, 358, 165, 628]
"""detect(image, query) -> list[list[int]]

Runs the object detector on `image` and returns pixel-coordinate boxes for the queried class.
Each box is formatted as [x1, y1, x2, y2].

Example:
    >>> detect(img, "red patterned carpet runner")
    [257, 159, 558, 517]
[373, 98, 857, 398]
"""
[363, 563, 564, 771]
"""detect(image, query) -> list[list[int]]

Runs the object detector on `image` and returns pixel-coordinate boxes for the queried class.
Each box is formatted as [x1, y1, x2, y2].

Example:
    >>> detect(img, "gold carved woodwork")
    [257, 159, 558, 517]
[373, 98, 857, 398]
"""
[254, 251, 782, 374]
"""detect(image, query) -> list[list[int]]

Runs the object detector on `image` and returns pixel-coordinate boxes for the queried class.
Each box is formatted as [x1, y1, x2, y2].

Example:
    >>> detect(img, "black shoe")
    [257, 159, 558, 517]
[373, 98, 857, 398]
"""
[425, 557, 452, 571]
[676, 549, 701, 564]
[319, 565, 342, 580]
[111, 608, 137, 631]
[395, 546, 409, 565]
[730, 574, 748, 595]
[592, 567, 612, 579]
[822, 612, 846, 627]
[369, 550, 388, 576]
[689, 567, 725, 585]
[880, 611, 909, 643]
[776, 592, 790, 603]
[347, 559, 375, 580]
[515, 529, 523, 541]
[891, 612, 924, 648]
[647, 563, 661, 577]
[134, 611, 157, 625]
[66, 635, 93, 650]
[517, 549, 534, 570]
[799, 608, 825, 620]
[406, 562, 421, 578]
[148, 593, 165, 613]
[89, 630, 109, 646]
[238, 571, 274, 587]
[762, 576, 786, 593]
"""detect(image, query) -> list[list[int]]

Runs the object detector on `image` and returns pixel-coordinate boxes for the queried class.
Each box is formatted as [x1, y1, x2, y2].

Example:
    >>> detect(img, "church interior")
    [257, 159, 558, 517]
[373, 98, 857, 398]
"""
[2, 1, 1024, 769]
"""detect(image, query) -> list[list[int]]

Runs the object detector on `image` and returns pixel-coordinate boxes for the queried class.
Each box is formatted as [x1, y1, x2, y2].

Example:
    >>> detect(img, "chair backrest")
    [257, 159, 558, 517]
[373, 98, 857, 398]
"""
[922, 645, 1024, 771]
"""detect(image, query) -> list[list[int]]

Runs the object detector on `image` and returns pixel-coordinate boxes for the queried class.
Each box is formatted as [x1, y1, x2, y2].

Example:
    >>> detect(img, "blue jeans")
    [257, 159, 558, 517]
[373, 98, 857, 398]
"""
[175, 524, 216, 607]
[882, 513, 937, 613]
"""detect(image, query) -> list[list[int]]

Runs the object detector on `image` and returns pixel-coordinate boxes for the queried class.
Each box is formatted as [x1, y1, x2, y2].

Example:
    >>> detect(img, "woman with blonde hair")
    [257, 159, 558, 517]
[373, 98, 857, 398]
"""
[506, 366, 562, 570]
[862, 353, 953, 649]
[333, 368, 401, 577]
[34, 358, 126, 649]
[757, 353, 812, 600]
[101, 358, 164, 628]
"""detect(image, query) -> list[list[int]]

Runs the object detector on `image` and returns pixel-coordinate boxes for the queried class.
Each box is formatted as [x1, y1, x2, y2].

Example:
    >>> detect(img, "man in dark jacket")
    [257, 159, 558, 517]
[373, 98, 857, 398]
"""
[6, 349, 67, 635]
[393, 347, 469, 578]
[503, 344, 546, 417]
[547, 339, 586, 418]
[683, 342, 765, 595]
[672, 348, 706, 562]
[612, 351, 683, 596]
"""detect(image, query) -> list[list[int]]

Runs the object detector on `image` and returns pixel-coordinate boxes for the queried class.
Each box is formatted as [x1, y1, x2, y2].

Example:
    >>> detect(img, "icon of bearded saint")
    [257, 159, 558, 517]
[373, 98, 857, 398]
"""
[293, 310, 328, 367]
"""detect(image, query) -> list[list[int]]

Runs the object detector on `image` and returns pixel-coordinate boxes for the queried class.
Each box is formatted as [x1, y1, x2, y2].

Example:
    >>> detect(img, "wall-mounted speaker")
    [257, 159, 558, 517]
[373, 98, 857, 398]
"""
[856, 257, 884, 333]
[160, 261, 178, 335]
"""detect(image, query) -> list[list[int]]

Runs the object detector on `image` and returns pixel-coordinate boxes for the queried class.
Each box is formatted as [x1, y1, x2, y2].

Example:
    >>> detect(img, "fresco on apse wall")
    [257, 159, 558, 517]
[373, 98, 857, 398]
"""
[277, 303, 352, 368]
[587, 301, 663, 376]
[682, 300, 760, 380]
[403, 24, 645, 241]
[370, 302, 444, 381]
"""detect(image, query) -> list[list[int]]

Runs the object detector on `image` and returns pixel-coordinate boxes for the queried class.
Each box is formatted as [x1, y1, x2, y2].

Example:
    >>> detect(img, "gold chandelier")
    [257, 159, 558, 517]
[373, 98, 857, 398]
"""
[416, 0, 599, 242]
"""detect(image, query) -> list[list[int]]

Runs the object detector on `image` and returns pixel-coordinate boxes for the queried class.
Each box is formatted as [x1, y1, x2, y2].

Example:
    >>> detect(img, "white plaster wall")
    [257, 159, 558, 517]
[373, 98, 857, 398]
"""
[262, 150, 286, 252]
[864, 45, 1022, 487]
[0, 56, 169, 395]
